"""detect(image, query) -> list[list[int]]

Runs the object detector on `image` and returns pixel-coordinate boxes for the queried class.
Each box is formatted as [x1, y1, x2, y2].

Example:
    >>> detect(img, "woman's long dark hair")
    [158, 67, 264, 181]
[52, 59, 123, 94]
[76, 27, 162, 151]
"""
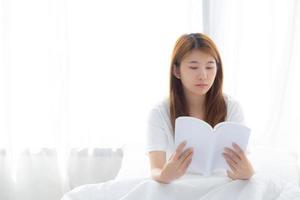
[169, 33, 227, 132]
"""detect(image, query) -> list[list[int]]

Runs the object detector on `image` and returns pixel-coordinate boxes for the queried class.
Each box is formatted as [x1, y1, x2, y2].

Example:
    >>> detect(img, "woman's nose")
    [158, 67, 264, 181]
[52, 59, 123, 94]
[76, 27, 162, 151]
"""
[197, 69, 207, 79]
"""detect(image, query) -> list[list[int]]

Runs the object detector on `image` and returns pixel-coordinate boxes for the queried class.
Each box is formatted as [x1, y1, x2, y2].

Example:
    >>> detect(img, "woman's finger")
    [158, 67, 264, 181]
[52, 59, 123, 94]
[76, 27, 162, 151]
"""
[173, 141, 187, 160]
[224, 148, 240, 164]
[178, 148, 193, 166]
[179, 146, 193, 158]
[183, 157, 192, 171]
[227, 170, 236, 180]
[223, 153, 238, 172]
[177, 154, 192, 175]
[178, 150, 193, 169]
[232, 143, 245, 159]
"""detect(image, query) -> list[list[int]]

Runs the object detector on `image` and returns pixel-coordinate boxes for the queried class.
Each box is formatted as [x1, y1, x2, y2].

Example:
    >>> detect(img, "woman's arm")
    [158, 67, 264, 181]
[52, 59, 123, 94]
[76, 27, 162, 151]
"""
[148, 151, 167, 183]
[148, 141, 193, 184]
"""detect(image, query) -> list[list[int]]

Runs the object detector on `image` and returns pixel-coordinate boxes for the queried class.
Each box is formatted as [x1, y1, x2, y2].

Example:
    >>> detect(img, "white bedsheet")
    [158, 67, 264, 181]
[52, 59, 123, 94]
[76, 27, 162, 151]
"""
[61, 173, 300, 200]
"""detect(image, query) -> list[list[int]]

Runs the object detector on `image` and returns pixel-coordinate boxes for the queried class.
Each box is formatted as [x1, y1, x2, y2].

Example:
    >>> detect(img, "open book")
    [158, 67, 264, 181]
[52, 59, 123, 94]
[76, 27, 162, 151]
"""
[174, 116, 251, 175]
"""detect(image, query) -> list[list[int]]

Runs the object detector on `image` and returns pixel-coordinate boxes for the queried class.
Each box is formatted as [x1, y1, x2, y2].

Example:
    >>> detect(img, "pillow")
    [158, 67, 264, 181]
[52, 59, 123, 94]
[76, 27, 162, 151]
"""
[68, 148, 123, 188]
[247, 145, 299, 186]
[115, 145, 150, 180]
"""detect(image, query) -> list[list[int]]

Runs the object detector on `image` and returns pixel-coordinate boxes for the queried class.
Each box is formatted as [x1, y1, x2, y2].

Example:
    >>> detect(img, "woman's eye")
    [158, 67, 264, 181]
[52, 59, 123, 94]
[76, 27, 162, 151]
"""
[206, 66, 214, 69]
[189, 66, 198, 70]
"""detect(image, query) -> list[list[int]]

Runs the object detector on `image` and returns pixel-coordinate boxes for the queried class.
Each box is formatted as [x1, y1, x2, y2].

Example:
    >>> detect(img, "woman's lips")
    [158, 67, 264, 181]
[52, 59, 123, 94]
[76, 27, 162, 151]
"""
[195, 84, 208, 87]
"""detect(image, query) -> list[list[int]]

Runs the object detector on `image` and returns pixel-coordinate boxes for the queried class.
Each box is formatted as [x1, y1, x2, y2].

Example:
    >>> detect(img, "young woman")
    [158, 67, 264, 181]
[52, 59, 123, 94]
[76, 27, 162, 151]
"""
[62, 33, 300, 200]
[146, 33, 254, 184]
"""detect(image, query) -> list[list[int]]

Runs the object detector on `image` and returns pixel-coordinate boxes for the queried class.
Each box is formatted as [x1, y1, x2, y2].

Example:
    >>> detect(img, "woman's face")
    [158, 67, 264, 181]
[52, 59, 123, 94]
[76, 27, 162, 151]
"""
[174, 49, 217, 96]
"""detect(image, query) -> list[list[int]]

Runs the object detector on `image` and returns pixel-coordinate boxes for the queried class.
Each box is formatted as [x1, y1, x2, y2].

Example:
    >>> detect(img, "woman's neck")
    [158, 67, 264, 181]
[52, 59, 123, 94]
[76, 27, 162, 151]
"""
[184, 91, 206, 117]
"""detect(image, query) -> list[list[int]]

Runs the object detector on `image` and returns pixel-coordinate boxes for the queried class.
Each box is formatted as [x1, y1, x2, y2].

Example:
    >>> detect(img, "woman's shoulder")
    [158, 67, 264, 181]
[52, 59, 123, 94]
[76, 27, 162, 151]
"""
[147, 97, 173, 136]
[223, 93, 245, 124]
[224, 93, 241, 108]
[150, 97, 169, 112]
[148, 97, 171, 123]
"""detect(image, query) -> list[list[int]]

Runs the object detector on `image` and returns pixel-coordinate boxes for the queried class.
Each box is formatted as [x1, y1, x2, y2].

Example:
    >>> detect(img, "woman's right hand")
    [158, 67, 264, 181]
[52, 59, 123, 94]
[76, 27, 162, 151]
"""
[159, 141, 193, 183]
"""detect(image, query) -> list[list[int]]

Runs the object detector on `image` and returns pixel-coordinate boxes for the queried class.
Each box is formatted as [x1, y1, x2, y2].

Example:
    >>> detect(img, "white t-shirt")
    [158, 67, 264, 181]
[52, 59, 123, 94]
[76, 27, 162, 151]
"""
[145, 94, 245, 159]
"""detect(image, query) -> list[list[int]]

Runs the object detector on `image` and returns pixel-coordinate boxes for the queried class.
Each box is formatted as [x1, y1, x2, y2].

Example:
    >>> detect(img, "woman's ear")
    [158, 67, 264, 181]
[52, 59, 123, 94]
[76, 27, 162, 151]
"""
[173, 65, 181, 79]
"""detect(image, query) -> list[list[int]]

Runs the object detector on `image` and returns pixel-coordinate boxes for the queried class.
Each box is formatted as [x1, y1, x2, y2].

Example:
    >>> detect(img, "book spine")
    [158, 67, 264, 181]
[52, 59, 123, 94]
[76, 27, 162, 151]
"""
[206, 134, 216, 173]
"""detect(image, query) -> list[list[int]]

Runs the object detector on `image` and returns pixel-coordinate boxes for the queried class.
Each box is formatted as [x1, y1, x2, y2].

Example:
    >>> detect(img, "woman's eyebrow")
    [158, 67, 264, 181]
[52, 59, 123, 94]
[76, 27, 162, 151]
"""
[207, 61, 215, 64]
[188, 61, 199, 64]
[188, 60, 215, 64]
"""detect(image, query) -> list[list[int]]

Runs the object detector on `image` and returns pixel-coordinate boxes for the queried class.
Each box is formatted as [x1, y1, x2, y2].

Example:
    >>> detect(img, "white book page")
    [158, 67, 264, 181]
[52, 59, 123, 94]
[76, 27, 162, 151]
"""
[211, 122, 251, 171]
[174, 117, 214, 175]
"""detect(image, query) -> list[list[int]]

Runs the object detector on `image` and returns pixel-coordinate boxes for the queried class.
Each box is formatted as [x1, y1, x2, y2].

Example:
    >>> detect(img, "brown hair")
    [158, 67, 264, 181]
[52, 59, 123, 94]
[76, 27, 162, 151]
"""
[169, 33, 227, 131]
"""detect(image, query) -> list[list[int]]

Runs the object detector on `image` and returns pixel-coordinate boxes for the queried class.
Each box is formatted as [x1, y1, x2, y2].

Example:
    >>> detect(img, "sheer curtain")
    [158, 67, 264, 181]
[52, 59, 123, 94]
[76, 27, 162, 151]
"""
[1, 0, 300, 199]
[0, 0, 203, 199]
[203, 0, 300, 153]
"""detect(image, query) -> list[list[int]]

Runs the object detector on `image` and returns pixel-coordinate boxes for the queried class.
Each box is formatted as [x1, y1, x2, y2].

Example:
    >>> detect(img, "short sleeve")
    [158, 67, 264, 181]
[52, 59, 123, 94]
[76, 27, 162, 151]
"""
[145, 108, 168, 153]
[226, 98, 252, 153]
[226, 100, 245, 125]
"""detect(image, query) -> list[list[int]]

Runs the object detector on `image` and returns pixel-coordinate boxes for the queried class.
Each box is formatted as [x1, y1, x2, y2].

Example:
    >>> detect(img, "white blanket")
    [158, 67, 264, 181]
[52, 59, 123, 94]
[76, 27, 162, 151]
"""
[62, 173, 300, 200]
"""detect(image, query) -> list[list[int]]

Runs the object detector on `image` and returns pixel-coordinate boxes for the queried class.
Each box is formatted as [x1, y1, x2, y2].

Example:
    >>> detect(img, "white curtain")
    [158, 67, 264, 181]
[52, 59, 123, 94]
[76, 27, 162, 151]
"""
[0, 0, 202, 199]
[203, 0, 300, 154]
[1, 0, 300, 199]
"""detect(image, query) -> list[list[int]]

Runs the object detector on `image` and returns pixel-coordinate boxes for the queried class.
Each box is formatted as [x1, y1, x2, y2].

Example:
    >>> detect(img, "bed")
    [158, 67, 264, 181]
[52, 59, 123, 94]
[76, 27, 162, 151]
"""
[61, 145, 300, 200]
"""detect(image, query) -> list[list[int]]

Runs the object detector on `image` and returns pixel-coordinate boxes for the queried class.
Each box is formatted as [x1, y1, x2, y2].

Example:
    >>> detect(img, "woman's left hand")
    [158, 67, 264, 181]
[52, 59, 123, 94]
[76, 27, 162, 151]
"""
[223, 143, 254, 180]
